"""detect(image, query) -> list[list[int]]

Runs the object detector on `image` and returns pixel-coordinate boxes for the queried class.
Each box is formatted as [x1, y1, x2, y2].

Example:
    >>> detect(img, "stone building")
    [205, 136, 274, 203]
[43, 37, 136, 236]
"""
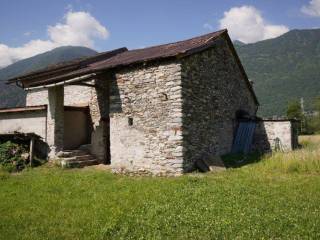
[1, 29, 298, 175]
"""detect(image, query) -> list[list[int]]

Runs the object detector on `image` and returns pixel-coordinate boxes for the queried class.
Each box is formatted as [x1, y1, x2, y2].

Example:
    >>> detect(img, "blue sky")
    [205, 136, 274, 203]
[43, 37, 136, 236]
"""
[0, 0, 320, 67]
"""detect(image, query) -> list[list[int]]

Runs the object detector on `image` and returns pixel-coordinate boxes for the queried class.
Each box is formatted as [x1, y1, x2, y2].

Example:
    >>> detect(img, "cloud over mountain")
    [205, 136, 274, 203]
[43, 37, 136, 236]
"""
[0, 11, 108, 68]
[301, 0, 320, 17]
[219, 6, 289, 43]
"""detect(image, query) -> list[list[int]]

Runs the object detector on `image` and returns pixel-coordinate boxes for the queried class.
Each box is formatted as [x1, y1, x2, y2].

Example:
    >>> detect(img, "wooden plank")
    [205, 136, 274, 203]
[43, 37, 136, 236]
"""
[29, 137, 35, 167]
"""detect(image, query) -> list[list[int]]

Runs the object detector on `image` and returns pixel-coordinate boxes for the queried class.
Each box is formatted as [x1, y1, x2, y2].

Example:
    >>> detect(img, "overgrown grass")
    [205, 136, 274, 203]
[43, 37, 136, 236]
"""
[223, 135, 320, 174]
[250, 135, 320, 174]
[0, 136, 320, 239]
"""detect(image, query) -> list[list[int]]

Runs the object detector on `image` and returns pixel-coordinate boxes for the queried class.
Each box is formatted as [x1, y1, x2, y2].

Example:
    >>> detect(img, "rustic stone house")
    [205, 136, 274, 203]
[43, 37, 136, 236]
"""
[1, 29, 298, 175]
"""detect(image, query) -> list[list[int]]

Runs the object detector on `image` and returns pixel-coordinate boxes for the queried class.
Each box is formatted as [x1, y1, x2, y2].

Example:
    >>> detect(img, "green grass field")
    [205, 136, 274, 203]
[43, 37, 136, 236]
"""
[0, 136, 320, 239]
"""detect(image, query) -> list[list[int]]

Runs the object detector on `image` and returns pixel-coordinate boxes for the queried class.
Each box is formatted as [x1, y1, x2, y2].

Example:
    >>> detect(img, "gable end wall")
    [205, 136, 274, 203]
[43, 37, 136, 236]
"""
[181, 37, 258, 169]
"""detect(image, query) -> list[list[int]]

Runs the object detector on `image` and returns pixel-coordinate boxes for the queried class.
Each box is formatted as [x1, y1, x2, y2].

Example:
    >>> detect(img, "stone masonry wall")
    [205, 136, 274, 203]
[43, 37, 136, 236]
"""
[110, 61, 184, 175]
[181, 36, 258, 170]
[252, 121, 296, 152]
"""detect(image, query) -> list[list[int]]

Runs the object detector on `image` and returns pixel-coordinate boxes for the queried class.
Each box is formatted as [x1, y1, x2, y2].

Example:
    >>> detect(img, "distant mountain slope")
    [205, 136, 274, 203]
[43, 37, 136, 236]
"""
[236, 29, 320, 117]
[233, 40, 246, 46]
[0, 46, 97, 108]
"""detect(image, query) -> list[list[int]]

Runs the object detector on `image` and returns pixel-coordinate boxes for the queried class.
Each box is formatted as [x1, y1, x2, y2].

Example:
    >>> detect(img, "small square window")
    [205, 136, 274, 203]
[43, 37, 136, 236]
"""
[128, 117, 133, 126]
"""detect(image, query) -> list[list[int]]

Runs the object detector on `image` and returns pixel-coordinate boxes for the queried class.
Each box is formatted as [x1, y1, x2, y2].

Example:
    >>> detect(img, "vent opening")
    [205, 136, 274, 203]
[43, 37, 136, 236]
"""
[128, 117, 133, 126]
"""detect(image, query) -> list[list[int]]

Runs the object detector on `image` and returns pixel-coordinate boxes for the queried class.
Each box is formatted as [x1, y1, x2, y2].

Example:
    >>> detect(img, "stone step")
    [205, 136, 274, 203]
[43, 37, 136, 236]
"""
[61, 159, 100, 168]
[57, 150, 88, 158]
[78, 144, 92, 152]
[62, 155, 95, 162]
[76, 154, 96, 161]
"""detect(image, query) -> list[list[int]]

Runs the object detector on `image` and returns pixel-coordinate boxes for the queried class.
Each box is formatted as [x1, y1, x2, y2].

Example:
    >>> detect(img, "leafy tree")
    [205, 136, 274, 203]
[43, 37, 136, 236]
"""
[286, 100, 302, 120]
[313, 96, 320, 114]
[286, 100, 304, 134]
[304, 96, 320, 134]
[299, 96, 320, 134]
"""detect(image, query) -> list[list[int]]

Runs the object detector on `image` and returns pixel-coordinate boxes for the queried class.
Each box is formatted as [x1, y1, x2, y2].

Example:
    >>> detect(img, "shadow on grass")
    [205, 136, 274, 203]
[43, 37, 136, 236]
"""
[221, 152, 264, 168]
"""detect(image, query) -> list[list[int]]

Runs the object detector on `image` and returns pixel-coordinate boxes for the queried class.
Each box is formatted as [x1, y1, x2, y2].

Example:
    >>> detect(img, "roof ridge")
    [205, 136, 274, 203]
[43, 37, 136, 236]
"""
[126, 29, 227, 53]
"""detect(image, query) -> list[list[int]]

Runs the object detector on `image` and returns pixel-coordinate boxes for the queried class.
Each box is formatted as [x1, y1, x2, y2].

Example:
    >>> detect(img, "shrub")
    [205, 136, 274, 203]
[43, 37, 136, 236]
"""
[0, 141, 29, 172]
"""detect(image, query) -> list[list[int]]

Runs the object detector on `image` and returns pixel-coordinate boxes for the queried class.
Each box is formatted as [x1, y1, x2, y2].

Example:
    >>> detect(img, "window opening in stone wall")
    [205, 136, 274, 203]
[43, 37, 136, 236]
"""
[128, 117, 133, 126]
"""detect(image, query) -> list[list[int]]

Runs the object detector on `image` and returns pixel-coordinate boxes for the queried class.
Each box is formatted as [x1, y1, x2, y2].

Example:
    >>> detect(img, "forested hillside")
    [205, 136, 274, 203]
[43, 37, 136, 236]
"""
[236, 29, 320, 116]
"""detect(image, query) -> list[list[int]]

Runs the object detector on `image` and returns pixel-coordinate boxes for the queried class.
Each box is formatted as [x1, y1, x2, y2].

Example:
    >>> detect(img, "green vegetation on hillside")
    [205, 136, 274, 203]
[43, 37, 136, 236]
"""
[0, 46, 97, 108]
[236, 29, 320, 117]
[285, 96, 320, 134]
[1, 136, 320, 239]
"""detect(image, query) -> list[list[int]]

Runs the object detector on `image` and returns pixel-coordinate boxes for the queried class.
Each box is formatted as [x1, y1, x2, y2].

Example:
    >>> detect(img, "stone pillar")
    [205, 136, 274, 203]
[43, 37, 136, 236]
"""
[47, 86, 64, 159]
[89, 76, 110, 162]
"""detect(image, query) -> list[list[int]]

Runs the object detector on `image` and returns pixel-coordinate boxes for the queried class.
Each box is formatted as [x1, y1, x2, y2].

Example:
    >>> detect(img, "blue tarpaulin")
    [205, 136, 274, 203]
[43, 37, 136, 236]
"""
[232, 121, 256, 154]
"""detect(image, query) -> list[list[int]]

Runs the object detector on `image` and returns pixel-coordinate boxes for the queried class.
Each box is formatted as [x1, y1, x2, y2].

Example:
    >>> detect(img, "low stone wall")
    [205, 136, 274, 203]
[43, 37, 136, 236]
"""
[0, 109, 47, 140]
[252, 120, 298, 152]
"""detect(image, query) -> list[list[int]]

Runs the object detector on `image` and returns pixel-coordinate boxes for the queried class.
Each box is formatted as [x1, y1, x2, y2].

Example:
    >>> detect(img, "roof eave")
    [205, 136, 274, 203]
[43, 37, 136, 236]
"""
[6, 47, 128, 85]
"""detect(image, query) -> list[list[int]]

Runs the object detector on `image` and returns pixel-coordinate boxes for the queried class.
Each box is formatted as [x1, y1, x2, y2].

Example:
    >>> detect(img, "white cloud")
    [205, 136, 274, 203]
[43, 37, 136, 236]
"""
[203, 23, 213, 31]
[0, 11, 109, 68]
[23, 31, 32, 36]
[219, 5, 289, 43]
[301, 0, 320, 17]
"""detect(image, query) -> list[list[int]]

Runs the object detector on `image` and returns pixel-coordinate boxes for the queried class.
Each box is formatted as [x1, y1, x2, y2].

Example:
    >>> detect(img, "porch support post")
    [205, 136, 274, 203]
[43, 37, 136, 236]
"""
[47, 86, 64, 159]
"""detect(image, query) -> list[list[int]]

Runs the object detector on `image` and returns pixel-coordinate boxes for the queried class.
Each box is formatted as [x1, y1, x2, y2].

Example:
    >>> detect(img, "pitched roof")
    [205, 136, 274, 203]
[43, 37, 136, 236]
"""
[8, 29, 227, 87]
[90, 29, 228, 70]
[6, 29, 258, 104]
